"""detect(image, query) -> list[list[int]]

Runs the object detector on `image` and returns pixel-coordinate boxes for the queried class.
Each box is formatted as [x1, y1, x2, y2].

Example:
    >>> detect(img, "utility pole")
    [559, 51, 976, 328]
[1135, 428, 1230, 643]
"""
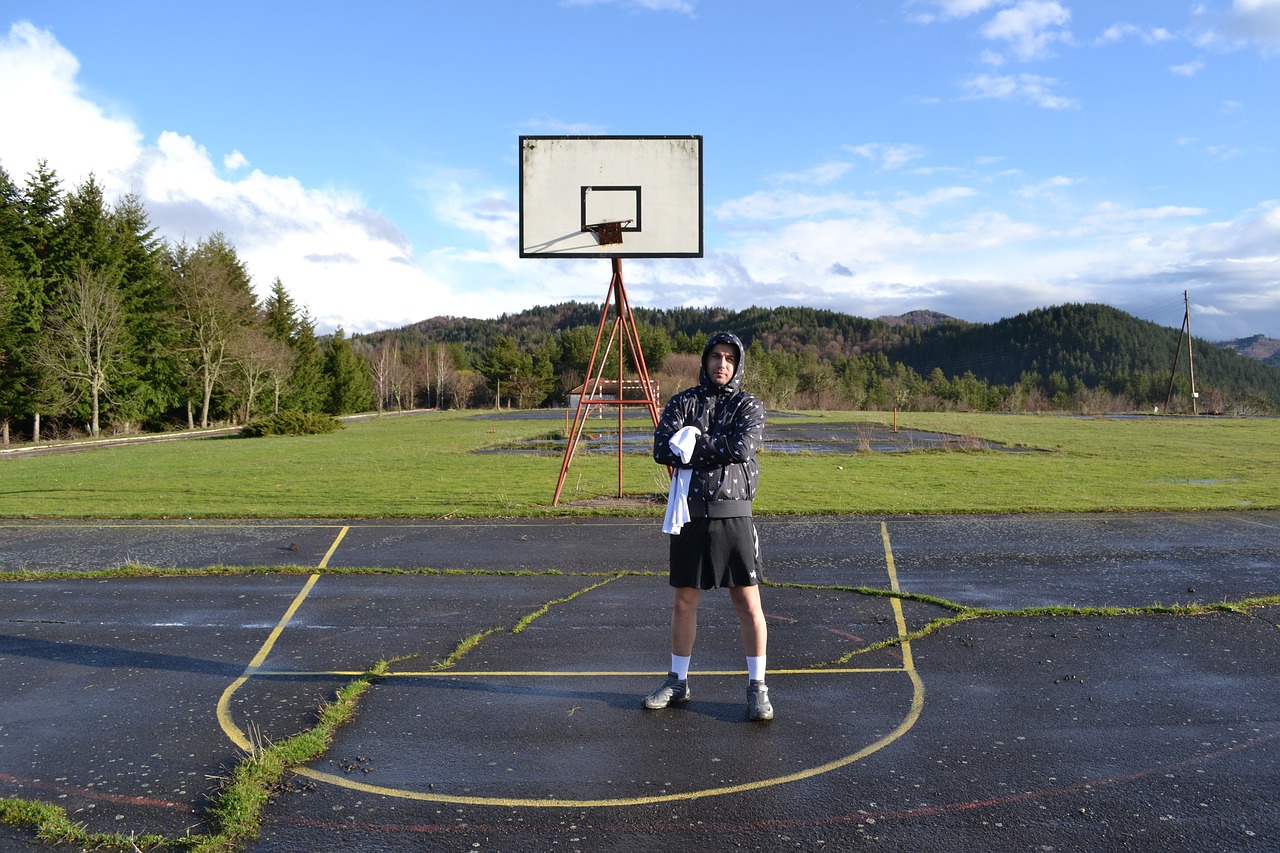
[1164, 291, 1198, 414]
[1184, 291, 1198, 415]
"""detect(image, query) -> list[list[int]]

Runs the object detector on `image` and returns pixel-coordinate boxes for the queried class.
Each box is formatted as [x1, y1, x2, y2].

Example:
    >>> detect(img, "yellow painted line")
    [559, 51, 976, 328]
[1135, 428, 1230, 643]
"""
[317, 525, 350, 569]
[882, 520, 915, 671]
[218, 532, 344, 748]
[221, 521, 925, 807]
[216, 573, 322, 752]
[249, 667, 907, 678]
[295, 666, 924, 808]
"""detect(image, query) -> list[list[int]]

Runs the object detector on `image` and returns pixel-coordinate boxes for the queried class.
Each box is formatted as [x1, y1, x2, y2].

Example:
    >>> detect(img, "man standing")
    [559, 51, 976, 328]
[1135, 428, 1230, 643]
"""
[645, 332, 772, 721]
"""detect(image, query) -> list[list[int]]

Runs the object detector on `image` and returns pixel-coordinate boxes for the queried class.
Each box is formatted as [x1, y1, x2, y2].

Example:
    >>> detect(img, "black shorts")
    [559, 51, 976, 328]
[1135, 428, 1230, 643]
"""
[669, 517, 761, 590]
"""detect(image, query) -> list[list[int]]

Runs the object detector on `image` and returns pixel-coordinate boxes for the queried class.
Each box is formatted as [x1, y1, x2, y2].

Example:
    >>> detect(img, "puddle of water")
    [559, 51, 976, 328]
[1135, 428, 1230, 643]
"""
[475, 420, 1033, 455]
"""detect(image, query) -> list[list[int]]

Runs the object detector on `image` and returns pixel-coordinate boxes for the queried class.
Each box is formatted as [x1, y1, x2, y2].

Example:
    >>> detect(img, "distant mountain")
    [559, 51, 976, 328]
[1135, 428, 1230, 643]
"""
[1217, 334, 1280, 367]
[876, 309, 956, 329]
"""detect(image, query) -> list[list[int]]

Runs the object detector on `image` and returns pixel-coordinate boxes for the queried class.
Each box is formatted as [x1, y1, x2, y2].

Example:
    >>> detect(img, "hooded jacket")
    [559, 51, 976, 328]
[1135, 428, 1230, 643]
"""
[653, 332, 765, 519]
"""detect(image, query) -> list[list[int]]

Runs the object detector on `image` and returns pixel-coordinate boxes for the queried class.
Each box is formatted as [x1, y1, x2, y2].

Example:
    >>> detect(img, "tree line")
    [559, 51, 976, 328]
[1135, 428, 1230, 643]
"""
[0, 160, 380, 442]
[362, 301, 1280, 416]
[5, 156, 1277, 445]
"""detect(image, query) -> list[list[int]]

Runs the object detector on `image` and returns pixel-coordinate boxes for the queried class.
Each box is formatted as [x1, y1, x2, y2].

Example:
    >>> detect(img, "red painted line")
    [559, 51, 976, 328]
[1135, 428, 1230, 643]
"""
[0, 771, 190, 811]
[270, 729, 1280, 837]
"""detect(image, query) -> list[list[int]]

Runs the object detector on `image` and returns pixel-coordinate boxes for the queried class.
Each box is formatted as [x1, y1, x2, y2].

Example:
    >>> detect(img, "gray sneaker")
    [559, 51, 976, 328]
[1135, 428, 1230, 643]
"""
[643, 672, 690, 709]
[747, 681, 773, 721]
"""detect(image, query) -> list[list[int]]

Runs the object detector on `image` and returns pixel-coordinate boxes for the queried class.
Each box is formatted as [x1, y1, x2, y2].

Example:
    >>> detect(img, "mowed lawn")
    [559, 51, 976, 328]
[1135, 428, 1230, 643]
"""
[0, 410, 1276, 518]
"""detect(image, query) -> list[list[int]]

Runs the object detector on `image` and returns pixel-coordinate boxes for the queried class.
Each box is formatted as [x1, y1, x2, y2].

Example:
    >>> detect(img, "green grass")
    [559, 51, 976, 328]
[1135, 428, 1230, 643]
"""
[0, 657, 396, 852]
[0, 410, 1276, 517]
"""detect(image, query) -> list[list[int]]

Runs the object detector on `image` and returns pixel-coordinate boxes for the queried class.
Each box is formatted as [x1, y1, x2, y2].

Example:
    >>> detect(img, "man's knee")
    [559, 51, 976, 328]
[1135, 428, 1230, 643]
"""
[673, 587, 701, 615]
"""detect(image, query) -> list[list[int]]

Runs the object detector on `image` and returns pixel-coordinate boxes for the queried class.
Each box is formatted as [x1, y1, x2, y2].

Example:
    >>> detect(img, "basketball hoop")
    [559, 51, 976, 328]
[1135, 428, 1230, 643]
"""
[583, 220, 633, 246]
[518, 136, 703, 504]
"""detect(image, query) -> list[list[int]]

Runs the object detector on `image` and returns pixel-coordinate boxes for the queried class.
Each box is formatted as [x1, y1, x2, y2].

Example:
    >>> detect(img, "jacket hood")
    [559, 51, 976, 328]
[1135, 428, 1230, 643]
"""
[699, 332, 746, 395]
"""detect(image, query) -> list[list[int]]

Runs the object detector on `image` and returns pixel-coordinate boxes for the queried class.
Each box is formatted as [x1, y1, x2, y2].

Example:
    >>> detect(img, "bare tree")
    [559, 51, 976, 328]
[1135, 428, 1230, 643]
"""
[264, 338, 297, 415]
[405, 346, 433, 409]
[364, 338, 400, 413]
[389, 353, 416, 411]
[170, 240, 257, 428]
[447, 369, 479, 409]
[230, 323, 293, 421]
[433, 343, 455, 409]
[39, 262, 125, 437]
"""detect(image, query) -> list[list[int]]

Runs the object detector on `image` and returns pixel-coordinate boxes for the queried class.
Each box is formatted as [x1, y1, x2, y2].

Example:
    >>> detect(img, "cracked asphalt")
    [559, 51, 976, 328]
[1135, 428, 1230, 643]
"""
[1, 512, 1277, 852]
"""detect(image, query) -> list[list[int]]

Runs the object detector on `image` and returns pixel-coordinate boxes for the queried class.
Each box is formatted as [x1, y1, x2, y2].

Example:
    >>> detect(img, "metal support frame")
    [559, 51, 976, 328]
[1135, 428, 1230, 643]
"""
[552, 258, 662, 505]
[1164, 290, 1199, 415]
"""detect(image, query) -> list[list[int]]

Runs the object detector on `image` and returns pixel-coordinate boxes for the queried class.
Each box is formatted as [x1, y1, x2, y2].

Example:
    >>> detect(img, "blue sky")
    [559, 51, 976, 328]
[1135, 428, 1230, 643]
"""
[1, 1, 1277, 341]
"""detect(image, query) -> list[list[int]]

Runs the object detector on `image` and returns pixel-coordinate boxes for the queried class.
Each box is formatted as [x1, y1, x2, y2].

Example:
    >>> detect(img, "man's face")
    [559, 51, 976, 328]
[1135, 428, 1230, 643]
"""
[704, 343, 738, 387]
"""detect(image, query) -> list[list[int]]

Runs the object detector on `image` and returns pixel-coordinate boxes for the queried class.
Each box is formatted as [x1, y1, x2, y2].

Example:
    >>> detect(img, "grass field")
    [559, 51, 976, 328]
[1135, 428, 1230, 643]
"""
[0, 409, 1276, 518]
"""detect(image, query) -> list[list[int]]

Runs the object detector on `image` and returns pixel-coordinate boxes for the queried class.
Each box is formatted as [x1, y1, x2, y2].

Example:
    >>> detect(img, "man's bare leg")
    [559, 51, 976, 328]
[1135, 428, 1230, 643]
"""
[643, 587, 702, 710]
[671, 586, 702, 656]
[731, 584, 773, 720]
[730, 584, 767, 656]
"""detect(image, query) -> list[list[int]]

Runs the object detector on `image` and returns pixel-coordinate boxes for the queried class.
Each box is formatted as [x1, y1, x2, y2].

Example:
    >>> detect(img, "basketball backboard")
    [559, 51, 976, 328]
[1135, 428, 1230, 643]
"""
[519, 135, 703, 258]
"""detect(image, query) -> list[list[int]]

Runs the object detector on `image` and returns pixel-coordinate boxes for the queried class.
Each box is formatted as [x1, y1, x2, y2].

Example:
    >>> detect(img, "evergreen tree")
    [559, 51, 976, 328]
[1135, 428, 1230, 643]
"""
[323, 326, 373, 414]
[262, 279, 327, 412]
[2, 162, 66, 440]
[479, 335, 529, 407]
[284, 311, 327, 412]
[109, 194, 180, 428]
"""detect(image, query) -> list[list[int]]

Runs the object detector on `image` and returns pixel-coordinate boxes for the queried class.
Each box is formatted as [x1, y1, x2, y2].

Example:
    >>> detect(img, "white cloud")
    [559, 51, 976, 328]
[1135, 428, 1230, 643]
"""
[687, 182, 1280, 339]
[766, 161, 853, 186]
[960, 73, 1080, 109]
[0, 22, 141, 181]
[0, 21, 485, 334]
[1170, 59, 1206, 77]
[560, 0, 696, 15]
[519, 116, 608, 136]
[1223, 0, 1280, 50]
[906, 0, 1003, 24]
[714, 190, 870, 222]
[981, 0, 1073, 61]
[1192, 0, 1280, 53]
[1097, 22, 1175, 45]
[848, 142, 927, 170]
[1015, 175, 1082, 198]
[892, 186, 978, 217]
[1068, 202, 1208, 236]
[1207, 144, 1246, 161]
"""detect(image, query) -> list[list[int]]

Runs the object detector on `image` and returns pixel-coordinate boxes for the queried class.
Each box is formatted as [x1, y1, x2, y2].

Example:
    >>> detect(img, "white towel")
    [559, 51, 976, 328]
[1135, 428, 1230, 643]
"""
[662, 426, 701, 535]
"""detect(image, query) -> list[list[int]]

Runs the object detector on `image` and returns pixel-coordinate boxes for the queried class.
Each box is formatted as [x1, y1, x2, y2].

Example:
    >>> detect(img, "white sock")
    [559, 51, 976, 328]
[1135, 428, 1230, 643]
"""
[747, 655, 766, 683]
[671, 654, 691, 680]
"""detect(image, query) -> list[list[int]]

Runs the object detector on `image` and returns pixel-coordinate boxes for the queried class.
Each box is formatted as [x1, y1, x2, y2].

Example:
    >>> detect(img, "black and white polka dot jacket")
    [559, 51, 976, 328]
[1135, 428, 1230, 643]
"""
[653, 332, 765, 519]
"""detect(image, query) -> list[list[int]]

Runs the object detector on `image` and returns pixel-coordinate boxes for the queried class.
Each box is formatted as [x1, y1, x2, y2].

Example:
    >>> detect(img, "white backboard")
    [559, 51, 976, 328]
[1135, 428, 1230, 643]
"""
[519, 135, 703, 258]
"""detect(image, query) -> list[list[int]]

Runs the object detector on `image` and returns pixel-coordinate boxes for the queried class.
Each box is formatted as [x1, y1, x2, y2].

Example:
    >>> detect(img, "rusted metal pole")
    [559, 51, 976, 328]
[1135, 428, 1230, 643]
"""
[551, 258, 663, 505]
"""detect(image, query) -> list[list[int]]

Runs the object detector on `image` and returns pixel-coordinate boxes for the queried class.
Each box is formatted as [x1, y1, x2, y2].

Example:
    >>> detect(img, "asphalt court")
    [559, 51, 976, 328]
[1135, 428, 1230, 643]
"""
[1, 513, 1277, 851]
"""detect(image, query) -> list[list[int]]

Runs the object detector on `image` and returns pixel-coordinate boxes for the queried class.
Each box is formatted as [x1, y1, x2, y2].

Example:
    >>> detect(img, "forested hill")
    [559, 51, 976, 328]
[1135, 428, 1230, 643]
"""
[384, 303, 910, 359]
[887, 303, 1280, 404]
[366, 301, 1280, 409]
